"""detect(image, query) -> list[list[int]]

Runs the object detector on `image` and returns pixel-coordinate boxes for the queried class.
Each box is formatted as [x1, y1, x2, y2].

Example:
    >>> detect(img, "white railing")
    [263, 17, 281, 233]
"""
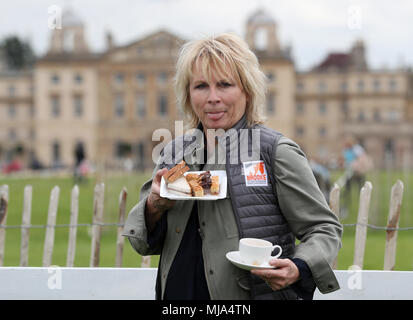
[0, 268, 412, 300]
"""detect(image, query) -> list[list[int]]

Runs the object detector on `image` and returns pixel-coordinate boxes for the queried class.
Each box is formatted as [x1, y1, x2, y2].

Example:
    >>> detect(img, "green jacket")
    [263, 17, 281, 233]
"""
[123, 136, 343, 299]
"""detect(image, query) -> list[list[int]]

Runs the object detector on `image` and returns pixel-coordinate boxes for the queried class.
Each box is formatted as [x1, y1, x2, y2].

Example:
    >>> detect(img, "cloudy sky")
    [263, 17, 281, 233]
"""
[1, 0, 412, 71]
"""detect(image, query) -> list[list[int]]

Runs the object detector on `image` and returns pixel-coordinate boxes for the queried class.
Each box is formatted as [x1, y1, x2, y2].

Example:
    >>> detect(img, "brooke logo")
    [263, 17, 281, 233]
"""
[242, 160, 268, 187]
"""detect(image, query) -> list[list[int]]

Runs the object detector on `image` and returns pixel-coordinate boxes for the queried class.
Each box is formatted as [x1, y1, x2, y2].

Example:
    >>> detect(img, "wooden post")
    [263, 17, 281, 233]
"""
[0, 185, 9, 267]
[353, 181, 373, 269]
[66, 185, 79, 267]
[329, 183, 340, 269]
[42, 186, 60, 267]
[90, 183, 105, 267]
[384, 180, 404, 270]
[115, 188, 127, 267]
[20, 185, 33, 267]
[141, 256, 151, 268]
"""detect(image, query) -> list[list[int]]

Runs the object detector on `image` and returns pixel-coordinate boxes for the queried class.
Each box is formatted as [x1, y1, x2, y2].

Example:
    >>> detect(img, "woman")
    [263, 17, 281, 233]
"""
[123, 33, 342, 300]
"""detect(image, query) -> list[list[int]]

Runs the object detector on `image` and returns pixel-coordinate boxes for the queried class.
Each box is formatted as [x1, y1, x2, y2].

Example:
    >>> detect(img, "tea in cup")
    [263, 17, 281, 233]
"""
[239, 238, 282, 266]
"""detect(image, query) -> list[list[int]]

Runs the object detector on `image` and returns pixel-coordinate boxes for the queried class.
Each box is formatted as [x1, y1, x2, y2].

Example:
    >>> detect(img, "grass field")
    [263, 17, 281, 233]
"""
[1, 169, 412, 270]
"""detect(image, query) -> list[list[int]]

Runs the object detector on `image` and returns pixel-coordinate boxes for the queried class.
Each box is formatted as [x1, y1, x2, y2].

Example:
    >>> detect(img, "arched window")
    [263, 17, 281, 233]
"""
[254, 28, 268, 51]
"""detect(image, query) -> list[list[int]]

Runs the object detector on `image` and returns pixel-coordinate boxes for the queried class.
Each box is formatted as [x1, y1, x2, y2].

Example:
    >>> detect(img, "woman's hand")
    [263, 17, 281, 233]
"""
[251, 258, 300, 291]
[145, 168, 176, 231]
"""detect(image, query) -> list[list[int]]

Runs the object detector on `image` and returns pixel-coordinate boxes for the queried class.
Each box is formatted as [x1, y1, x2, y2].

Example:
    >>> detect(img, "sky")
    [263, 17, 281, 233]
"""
[1, 0, 412, 71]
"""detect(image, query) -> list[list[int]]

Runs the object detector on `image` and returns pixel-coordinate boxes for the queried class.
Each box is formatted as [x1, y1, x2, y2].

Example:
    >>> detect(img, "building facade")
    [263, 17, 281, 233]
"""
[0, 8, 412, 171]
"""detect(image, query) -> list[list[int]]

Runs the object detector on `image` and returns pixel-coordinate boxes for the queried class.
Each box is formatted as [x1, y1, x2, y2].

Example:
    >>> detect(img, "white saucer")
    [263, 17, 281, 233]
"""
[225, 251, 276, 271]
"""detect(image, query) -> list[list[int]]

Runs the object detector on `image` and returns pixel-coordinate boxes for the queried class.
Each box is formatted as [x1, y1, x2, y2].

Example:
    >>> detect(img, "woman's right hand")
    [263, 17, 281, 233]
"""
[145, 168, 176, 231]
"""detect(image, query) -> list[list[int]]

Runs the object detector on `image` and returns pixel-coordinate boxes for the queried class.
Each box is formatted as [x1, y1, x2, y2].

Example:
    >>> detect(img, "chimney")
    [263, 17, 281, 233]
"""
[106, 30, 114, 51]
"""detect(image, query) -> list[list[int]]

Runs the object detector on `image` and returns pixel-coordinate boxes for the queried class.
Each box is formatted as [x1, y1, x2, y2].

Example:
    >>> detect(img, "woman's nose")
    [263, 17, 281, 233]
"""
[207, 87, 221, 104]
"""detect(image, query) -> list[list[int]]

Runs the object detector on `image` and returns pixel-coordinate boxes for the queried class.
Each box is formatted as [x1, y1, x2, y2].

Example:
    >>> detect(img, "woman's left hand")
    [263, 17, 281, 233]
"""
[251, 258, 300, 291]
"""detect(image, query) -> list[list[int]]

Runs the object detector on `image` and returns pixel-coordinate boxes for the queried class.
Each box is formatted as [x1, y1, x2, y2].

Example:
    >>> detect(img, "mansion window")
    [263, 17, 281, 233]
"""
[136, 72, 146, 86]
[266, 72, 275, 82]
[136, 94, 146, 118]
[52, 141, 61, 165]
[29, 104, 35, 117]
[389, 79, 397, 91]
[319, 102, 327, 115]
[296, 81, 304, 92]
[157, 72, 168, 85]
[318, 81, 327, 93]
[114, 94, 125, 117]
[340, 81, 347, 92]
[341, 101, 349, 118]
[357, 80, 365, 92]
[296, 126, 305, 137]
[358, 110, 366, 122]
[114, 73, 124, 85]
[158, 94, 168, 117]
[8, 104, 16, 118]
[74, 73, 83, 84]
[388, 109, 400, 121]
[373, 79, 381, 91]
[51, 73, 60, 84]
[373, 109, 381, 122]
[296, 102, 304, 115]
[115, 142, 132, 158]
[8, 85, 16, 96]
[266, 93, 275, 115]
[51, 96, 61, 118]
[319, 126, 327, 138]
[73, 95, 83, 117]
[9, 128, 17, 141]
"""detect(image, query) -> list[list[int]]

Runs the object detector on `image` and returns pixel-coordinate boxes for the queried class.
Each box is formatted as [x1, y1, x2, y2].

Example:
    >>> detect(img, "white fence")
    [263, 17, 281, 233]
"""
[0, 179, 409, 269]
[0, 267, 412, 300]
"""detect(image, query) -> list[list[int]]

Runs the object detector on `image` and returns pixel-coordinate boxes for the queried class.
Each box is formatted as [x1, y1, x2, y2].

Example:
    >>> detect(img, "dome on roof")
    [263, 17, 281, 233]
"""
[62, 8, 83, 27]
[247, 9, 276, 24]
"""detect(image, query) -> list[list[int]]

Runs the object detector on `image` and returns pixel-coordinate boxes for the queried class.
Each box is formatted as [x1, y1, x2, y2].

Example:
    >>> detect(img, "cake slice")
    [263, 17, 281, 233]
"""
[188, 179, 204, 197]
[210, 176, 219, 195]
[167, 176, 191, 196]
[167, 165, 190, 183]
[163, 161, 186, 183]
[185, 173, 199, 182]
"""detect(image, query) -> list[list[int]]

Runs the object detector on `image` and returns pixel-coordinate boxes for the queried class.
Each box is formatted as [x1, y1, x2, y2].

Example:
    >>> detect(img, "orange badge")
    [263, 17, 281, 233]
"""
[242, 160, 268, 186]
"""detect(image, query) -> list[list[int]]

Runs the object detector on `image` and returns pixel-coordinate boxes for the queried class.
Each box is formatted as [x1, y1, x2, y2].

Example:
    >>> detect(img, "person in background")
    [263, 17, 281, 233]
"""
[74, 142, 86, 183]
[341, 135, 372, 215]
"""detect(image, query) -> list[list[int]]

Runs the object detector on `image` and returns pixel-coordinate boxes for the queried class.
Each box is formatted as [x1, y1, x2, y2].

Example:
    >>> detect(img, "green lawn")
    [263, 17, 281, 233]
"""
[0, 172, 160, 268]
[1, 169, 412, 270]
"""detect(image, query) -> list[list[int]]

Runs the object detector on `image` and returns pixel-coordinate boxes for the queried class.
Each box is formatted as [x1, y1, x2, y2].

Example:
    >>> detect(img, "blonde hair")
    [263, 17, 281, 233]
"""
[174, 33, 267, 129]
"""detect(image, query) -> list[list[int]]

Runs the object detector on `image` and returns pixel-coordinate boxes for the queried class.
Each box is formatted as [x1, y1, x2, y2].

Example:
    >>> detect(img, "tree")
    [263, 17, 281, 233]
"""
[0, 35, 35, 70]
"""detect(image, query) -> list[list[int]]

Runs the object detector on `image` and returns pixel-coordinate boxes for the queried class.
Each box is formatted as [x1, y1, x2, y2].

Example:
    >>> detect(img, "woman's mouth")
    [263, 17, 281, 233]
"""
[206, 111, 225, 121]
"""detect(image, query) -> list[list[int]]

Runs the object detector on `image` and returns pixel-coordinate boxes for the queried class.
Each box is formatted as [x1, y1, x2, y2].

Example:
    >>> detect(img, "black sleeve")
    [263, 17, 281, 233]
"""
[289, 258, 316, 300]
[147, 213, 167, 250]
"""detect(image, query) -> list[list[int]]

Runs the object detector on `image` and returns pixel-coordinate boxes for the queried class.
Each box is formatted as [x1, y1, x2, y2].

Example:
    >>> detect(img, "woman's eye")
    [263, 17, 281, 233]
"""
[219, 81, 232, 87]
[195, 83, 207, 89]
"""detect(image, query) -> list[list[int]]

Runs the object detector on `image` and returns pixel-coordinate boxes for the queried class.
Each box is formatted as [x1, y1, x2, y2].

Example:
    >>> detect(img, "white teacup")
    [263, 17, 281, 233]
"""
[239, 238, 282, 266]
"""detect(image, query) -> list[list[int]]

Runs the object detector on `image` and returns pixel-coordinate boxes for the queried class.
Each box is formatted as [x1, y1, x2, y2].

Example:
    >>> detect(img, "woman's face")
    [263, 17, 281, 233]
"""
[189, 64, 247, 131]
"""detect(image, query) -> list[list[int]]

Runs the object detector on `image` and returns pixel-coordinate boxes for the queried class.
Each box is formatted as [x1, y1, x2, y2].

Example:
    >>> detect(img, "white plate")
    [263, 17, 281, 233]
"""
[160, 170, 227, 200]
[225, 251, 276, 271]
